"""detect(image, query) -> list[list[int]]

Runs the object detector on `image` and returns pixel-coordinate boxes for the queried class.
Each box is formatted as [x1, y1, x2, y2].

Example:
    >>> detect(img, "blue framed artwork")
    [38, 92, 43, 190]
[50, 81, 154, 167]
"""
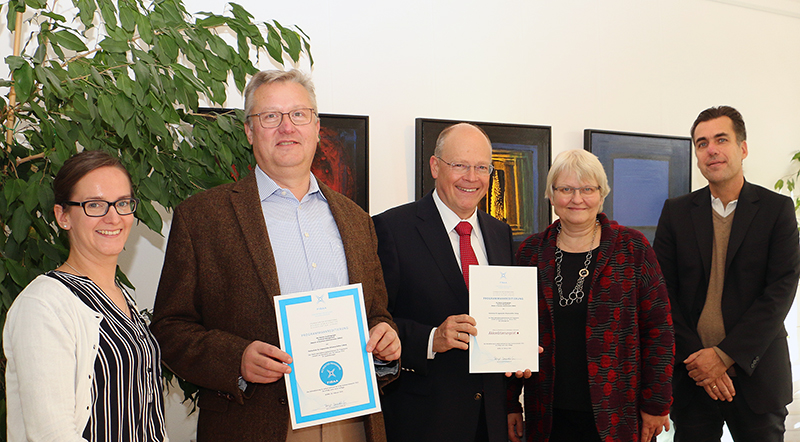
[416, 118, 551, 247]
[584, 129, 692, 244]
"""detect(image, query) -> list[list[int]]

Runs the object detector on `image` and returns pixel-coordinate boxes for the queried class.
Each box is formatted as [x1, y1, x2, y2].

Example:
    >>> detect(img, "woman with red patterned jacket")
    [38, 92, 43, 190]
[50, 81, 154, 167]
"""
[507, 149, 674, 442]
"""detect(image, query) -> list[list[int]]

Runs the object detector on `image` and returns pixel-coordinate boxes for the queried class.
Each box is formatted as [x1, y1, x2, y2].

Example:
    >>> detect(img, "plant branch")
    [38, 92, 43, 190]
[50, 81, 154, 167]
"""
[16, 152, 45, 166]
[6, 11, 23, 151]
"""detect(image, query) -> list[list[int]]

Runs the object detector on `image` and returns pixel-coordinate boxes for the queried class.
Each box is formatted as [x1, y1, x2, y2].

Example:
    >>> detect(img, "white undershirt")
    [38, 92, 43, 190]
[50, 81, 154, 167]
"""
[711, 194, 738, 217]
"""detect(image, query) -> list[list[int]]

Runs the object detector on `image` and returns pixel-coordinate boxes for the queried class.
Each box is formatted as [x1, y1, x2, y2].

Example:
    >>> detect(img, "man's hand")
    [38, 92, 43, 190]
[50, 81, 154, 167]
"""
[640, 411, 670, 442]
[240, 340, 292, 384]
[685, 348, 730, 385]
[432, 314, 477, 353]
[508, 412, 524, 442]
[702, 372, 735, 402]
[367, 322, 401, 361]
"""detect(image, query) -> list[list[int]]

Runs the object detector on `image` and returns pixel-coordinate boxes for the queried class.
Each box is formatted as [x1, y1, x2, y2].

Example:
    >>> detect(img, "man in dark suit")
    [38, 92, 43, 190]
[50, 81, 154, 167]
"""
[373, 123, 514, 442]
[151, 70, 400, 442]
[654, 105, 800, 441]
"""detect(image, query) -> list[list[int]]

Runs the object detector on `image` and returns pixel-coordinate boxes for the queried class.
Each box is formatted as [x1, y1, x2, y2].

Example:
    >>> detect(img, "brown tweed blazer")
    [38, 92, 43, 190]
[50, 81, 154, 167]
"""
[151, 172, 397, 442]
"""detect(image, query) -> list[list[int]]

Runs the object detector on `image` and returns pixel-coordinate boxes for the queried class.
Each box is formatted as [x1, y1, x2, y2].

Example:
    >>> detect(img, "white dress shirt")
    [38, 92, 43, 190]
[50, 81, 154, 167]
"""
[427, 189, 489, 359]
[711, 193, 738, 217]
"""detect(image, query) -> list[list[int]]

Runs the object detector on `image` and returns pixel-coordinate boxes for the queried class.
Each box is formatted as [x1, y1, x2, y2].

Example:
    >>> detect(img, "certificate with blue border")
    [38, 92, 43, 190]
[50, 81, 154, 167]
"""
[275, 283, 381, 429]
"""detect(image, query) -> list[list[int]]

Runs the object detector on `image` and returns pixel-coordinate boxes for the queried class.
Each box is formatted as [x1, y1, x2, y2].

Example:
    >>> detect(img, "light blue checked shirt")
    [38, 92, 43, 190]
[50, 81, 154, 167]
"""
[255, 166, 349, 295]
[253, 166, 396, 379]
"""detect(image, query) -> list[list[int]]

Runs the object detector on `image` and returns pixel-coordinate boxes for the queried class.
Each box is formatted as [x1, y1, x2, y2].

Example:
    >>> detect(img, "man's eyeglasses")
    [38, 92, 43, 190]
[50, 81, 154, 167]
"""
[247, 108, 316, 129]
[552, 186, 601, 197]
[435, 157, 494, 176]
[63, 198, 139, 217]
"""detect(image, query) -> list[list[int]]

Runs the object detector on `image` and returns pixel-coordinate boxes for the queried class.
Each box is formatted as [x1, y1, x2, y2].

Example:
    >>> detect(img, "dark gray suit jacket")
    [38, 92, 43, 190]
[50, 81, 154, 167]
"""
[654, 180, 800, 414]
[373, 192, 514, 442]
[151, 172, 396, 442]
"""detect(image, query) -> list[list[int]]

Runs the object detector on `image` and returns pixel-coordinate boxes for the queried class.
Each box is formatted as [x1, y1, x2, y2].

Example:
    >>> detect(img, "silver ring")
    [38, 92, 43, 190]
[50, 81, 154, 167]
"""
[456, 332, 461, 340]
[711, 385, 718, 389]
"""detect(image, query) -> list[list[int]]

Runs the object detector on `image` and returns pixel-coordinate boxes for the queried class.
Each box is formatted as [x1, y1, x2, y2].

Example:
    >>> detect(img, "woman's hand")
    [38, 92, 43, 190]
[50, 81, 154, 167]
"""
[640, 411, 670, 442]
[508, 412, 524, 442]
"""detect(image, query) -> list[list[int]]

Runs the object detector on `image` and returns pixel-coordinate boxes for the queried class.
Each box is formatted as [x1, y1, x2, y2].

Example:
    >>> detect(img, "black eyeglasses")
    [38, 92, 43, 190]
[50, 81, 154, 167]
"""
[247, 108, 316, 128]
[62, 198, 139, 217]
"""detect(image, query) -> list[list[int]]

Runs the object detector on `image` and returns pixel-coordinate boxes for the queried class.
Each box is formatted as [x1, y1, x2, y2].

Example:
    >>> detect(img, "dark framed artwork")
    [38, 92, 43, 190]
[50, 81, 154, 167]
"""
[584, 129, 692, 243]
[197, 108, 369, 211]
[317, 113, 369, 212]
[416, 118, 551, 245]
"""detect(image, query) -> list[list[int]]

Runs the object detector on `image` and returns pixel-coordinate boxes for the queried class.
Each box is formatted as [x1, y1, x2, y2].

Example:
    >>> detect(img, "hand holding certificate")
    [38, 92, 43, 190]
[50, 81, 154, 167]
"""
[469, 265, 539, 374]
[275, 283, 382, 429]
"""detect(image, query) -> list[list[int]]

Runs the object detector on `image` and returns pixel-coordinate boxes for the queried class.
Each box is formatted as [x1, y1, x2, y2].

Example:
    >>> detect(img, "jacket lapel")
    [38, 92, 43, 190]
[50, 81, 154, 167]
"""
[319, 180, 358, 285]
[416, 192, 468, 297]
[726, 180, 759, 273]
[691, 187, 714, 280]
[229, 173, 281, 299]
[478, 210, 506, 266]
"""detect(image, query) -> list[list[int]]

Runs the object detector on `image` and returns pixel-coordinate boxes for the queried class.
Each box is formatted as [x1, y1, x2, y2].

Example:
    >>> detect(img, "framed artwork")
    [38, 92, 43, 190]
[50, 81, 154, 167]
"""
[197, 108, 369, 211]
[317, 114, 369, 212]
[416, 118, 551, 246]
[584, 129, 692, 243]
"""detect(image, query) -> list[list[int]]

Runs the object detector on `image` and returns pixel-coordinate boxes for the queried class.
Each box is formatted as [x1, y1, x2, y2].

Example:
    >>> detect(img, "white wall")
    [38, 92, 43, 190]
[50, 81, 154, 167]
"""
[7, 0, 800, 439]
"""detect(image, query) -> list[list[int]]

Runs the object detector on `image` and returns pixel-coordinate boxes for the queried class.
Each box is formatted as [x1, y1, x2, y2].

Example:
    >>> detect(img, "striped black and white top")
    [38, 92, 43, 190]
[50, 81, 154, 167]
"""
[48, 271, 167, 441]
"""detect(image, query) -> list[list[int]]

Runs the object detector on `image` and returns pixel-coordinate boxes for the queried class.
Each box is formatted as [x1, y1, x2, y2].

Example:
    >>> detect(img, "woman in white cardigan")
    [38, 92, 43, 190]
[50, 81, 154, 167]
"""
[4, 150, 168, 441]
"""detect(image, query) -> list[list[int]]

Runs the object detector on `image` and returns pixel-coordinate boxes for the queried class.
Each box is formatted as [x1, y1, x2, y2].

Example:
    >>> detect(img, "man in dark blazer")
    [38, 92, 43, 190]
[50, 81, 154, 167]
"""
[654, 106, 800, 441]
[373, 123, 515, 442]
[151, 70, 400, 442]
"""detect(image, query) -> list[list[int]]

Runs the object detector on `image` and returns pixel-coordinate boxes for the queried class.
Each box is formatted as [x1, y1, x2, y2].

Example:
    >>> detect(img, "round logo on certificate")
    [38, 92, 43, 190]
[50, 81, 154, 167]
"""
[320, 361, 344, 385]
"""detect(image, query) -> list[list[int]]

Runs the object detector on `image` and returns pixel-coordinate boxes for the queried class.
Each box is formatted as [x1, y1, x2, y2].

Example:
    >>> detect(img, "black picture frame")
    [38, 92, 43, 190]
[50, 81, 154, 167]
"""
[584, 129, 692, 243]
[416, 118, 552, 246]
[317, 113, 369, 212]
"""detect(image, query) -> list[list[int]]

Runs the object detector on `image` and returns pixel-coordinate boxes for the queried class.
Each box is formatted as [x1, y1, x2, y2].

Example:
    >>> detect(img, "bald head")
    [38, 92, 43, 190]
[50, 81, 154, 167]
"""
[434, 123, 492, 158]
[430, 123, 493, 218]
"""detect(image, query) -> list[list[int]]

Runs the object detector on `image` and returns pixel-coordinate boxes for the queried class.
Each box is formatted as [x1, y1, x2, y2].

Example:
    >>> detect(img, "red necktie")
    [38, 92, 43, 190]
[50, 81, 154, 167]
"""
[455, 221, 478, 289]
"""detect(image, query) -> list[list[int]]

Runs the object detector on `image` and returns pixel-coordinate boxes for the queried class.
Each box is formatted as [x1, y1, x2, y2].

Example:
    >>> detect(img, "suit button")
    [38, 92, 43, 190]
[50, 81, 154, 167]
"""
[280, 398, 287, 405]
[751, 356, 760, 369]
[473, 393, 482, 401]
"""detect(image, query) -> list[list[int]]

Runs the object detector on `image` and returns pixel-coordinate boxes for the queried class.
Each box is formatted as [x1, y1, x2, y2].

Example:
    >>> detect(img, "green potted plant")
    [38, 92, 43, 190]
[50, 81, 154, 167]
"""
[0, 0, 312, 435]
[775, 152, 800, 216]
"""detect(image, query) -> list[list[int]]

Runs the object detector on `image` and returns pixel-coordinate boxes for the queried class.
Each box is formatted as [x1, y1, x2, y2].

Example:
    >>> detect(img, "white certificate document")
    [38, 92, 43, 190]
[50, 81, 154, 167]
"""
[469, 265, 539, 373]
[275, 283, 381, 429]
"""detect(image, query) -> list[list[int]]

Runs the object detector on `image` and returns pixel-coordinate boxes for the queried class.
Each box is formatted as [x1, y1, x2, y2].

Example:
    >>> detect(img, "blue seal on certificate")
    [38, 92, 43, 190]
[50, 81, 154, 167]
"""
[320, 361, 343, 385]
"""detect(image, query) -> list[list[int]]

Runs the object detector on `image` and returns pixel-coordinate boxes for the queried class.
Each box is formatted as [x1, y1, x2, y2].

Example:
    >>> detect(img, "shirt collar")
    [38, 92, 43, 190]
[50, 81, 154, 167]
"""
[255, 165, 324, 202]
[433, 188, 479, 232]
[710, 193, 738, 217]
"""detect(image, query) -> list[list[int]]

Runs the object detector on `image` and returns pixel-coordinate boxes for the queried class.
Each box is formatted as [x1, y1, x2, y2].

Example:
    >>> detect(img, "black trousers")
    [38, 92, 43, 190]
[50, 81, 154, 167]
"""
[672, 380, 788, 442]
[549, 409, 602, 442]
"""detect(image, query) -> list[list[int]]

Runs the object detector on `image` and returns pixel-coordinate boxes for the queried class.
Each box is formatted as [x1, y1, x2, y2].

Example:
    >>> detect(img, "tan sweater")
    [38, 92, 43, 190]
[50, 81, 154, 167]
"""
[697, 209, 736, 370]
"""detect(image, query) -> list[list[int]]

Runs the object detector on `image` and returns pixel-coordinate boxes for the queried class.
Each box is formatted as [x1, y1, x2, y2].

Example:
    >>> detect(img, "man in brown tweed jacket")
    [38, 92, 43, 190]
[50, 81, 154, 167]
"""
[151, 69, 400, 442]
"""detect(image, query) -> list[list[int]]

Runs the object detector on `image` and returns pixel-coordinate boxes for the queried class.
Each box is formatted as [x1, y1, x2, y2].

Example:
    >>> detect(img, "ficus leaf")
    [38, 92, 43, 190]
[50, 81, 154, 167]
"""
[40, 11, 66, 22]
[24, 0, 46, 9]
[52, 30, 88, 51]
[11, 59, 34, 103]
[10, 205, 32, 244]
[97, 0, 118, 30]
[75, 0, 97, 28]
[6, 258, 31, 288]
[119, 0, 138, 33]
[197, 14, 226, 28]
